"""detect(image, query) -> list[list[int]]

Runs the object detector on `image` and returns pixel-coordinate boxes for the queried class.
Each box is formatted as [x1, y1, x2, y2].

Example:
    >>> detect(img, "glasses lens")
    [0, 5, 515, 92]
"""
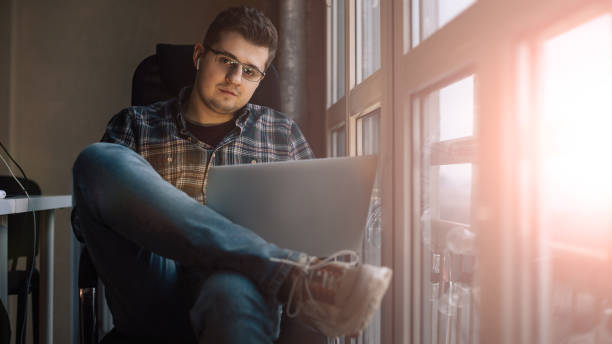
[214, 54, 262, 82]
[216, 55, 237, 68]
[242, 66, 262, 81]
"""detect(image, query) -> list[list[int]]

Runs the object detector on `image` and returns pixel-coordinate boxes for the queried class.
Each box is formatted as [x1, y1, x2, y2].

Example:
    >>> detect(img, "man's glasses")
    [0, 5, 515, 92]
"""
[205, 46, 265, 82]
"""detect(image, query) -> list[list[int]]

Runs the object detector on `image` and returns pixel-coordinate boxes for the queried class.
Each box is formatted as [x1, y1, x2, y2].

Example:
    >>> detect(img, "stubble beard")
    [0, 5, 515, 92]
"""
[203, 86, 248, 116]
[205, 97, 235, 114]
[202, 92, 241, 116]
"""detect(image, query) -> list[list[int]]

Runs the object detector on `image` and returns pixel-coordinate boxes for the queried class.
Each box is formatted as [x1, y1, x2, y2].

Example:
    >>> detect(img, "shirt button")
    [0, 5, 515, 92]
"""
[251, 159, 257, 164]
[167, 157, 173, 163]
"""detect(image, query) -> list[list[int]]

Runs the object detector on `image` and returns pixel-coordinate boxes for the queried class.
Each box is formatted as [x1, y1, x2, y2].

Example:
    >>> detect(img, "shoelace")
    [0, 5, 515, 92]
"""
[270, 250, 360, 318]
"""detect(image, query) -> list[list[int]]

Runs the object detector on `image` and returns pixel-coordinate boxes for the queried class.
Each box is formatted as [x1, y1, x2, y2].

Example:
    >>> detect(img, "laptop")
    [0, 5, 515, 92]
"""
[205, 155, 377, 257]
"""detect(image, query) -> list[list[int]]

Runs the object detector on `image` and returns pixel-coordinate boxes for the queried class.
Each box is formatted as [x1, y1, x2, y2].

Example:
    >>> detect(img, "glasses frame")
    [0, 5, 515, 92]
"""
[204, 45, 266, 82]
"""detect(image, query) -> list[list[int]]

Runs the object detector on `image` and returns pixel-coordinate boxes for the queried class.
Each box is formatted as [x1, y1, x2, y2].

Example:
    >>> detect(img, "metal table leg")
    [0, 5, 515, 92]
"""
[39, 210, 55, 344]
[0, 215, 7, 306]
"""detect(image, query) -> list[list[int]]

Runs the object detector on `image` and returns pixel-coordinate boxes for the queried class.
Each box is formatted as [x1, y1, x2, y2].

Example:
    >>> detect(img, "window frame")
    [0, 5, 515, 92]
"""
[326, 0, 611, 343]
[409, 71, 477, 344]
[392, 0, 612, 343]
[517, 6, 612, 342]
[325, 0, 394, 343]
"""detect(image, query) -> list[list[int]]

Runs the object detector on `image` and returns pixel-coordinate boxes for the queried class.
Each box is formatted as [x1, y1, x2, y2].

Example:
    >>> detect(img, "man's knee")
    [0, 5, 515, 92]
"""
[72, 143, 129, 235]
[73, 143, 121, 176]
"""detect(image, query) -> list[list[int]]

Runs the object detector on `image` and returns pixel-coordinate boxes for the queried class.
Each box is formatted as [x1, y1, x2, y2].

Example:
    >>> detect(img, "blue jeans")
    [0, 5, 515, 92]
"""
[71, 143, 299, 343]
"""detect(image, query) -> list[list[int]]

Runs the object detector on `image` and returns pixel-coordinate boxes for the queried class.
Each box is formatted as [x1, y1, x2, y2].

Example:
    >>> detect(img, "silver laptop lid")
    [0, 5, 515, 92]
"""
[205, 155, 377, 257]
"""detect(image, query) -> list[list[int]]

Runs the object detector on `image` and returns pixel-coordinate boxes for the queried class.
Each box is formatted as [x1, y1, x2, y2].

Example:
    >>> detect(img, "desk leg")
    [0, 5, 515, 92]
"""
[39, 210, 55, 344]
[0, 215, 7, 306]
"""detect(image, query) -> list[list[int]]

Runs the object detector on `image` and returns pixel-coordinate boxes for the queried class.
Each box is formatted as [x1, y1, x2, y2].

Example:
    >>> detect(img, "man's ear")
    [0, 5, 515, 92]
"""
[193, 43, 205, 71]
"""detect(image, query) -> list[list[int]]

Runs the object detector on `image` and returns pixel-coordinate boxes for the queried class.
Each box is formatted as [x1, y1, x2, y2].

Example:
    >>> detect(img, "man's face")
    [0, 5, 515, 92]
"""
[192, 31, 269, 116]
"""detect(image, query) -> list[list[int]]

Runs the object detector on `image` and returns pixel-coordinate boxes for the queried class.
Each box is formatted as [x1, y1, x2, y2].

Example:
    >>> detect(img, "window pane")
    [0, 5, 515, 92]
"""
[337, 0, 345, 100]
[423, 75, 474, 142]
[438, 0, 475, 29]
[414, 75, 478, 344]
[410, 0, 420, 49]
[358, 110, 382, 344]
[361, 113, 382, 252]
[439, 76, 474, 141]
[328, 0, 345, 107]
[438, 164, 472, 224]
[411, 0, 476, 48]
[537, 14, 612, 342]
[330, 126, 346, 157]
[361, 114, 380, 157]
[356, 0, 381, 83]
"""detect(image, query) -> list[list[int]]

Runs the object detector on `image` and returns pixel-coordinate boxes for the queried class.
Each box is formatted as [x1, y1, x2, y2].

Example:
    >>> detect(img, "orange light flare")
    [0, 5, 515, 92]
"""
[537, 14, 612, 281]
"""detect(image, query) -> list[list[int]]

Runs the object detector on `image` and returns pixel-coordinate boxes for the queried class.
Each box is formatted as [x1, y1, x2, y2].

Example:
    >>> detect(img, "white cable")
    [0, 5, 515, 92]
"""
[0, 153, 30, 198]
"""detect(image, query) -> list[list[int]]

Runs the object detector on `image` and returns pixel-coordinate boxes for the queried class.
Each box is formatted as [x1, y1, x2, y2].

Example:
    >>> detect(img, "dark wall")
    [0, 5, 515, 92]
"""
[305, 1, 327, 158]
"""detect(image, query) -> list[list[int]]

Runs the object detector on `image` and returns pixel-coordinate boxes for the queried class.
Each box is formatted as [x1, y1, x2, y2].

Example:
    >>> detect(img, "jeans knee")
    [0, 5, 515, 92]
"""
[72, 143, 127, 236]
[73, 143, 116, 177]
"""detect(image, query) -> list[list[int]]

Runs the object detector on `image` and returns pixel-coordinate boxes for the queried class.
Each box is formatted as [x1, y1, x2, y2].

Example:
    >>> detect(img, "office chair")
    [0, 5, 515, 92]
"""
[1, 298, 10, 343]
[0, 176, 41, 344]
[78, 44, 324, 344]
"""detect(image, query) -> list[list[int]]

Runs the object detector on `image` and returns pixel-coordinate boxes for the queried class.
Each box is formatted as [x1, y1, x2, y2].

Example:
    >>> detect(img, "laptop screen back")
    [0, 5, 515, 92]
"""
[205, 156, 377, 257]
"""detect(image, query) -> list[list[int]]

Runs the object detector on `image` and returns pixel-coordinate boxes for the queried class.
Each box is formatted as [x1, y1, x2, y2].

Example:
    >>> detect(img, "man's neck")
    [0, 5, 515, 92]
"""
[184, 91, 235, 125]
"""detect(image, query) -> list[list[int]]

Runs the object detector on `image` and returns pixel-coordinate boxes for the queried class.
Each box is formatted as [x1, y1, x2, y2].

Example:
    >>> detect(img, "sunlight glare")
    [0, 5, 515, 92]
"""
[539, 14, 612, 244]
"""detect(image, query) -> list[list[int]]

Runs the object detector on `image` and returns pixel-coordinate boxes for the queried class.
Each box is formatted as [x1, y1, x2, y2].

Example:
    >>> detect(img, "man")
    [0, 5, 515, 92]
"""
[72, 6, 391, 343]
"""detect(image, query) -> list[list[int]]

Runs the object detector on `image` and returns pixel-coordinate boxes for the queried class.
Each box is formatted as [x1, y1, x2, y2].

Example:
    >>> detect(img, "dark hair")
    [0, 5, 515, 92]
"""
[203, 6, 278, 70]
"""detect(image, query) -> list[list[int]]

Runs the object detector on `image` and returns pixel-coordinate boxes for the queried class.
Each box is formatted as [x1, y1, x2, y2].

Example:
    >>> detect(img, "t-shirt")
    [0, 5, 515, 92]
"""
[185, 118, 236, 148]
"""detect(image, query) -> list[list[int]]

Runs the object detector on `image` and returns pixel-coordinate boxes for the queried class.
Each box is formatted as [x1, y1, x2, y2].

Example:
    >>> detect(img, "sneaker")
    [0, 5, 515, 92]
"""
[271, 250, 392, 337]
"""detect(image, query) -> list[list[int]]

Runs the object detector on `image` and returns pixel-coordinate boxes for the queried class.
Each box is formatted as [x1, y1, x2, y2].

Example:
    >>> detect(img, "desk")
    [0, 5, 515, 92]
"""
[0, 195, 72, 344]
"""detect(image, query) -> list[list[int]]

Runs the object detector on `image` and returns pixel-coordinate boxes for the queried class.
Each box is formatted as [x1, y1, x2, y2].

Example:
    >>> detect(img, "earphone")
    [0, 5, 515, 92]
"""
[196, 58, 200, 71]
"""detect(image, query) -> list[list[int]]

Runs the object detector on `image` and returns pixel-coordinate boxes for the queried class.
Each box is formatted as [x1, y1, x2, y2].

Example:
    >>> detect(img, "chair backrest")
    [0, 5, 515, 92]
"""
[131, 44, 281, 110]
[0, 176, 42, 262]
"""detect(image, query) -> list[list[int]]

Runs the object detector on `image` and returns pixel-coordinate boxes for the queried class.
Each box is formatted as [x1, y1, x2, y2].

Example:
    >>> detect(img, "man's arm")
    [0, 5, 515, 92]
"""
[288, 122, 314, 160]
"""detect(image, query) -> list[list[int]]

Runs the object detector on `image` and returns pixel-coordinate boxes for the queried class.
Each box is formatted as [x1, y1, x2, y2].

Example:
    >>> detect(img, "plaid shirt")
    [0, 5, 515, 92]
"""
[102, 87, 314, 203]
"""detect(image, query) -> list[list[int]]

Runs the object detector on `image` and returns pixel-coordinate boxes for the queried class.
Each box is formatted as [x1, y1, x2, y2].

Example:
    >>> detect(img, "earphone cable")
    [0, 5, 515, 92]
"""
[0, 141, 27, 180]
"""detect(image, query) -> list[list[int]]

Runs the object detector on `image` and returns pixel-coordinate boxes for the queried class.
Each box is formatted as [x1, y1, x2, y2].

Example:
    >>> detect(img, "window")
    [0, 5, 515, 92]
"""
[355, 0, 381, 83]
[357, 110, 382, 256]
[409, 0, 476, 49]
[328, 0, 346, 107]
[412, 75, 478, 344]
[329, 125, 347, 157]
[356, 109, 382, 343]
[327, 0, 612, 343]
[326, 0, 387, 340]
[533, 14, 612, 342]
